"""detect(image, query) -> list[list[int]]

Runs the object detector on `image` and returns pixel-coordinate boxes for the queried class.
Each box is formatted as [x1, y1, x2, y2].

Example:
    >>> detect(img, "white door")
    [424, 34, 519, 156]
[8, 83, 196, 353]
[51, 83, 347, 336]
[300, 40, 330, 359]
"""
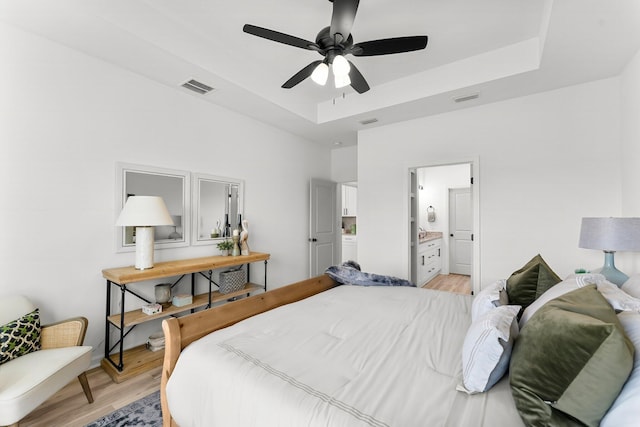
[309, 178, 339, 277]
[449, 188, 472, 275]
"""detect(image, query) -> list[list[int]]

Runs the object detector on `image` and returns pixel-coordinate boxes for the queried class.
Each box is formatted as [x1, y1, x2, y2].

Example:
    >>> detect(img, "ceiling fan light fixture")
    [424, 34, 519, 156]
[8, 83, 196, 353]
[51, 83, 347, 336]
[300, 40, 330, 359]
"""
[332, 55, 351, 77]
[311, 62, 329, 86]
[334, 73, 351, 89]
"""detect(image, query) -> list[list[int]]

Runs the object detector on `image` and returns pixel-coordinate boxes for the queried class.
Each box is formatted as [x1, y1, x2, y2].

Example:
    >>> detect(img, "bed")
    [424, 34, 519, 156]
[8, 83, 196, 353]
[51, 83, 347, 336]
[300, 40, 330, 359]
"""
[161, 272, 640, 427]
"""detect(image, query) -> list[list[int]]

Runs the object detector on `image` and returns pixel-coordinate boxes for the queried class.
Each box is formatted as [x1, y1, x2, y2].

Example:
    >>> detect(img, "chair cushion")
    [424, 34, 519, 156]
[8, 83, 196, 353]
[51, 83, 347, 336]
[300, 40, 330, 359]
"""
[0, 346, 92, 425]
[0, 308, 41, 365]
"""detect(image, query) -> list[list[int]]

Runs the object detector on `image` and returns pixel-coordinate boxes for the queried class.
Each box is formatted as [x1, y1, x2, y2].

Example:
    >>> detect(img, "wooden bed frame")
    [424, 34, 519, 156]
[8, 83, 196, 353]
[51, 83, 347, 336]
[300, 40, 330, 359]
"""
[160, 274, 338, 427]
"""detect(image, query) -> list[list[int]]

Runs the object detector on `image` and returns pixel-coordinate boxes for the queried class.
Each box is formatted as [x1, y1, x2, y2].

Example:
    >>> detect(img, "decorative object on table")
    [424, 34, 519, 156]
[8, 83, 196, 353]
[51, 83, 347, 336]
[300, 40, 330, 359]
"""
[217, 239, 233, 256]
[154, 283, 172, 307]
[219, 267, 246, 294]
[223, 213, 231, 238]
[142, 303, 162, 315]
[240, 219, 250, 255]
[168, 215, 182, 239]
[146, 331, 165, 352]
[172, 294, 193, 307]
[579, 217, 640, 286]
[211, 219, 221, 238]
[115, 196, 174, 270]
[232, 231, 241, 256]
[427, 205, 436, 222]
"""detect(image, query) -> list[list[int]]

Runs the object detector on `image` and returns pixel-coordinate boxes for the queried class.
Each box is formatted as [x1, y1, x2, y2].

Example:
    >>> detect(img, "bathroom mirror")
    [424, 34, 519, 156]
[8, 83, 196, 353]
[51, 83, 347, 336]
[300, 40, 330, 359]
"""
[192, 173, 244, 245]
[115, 163, 190, 252]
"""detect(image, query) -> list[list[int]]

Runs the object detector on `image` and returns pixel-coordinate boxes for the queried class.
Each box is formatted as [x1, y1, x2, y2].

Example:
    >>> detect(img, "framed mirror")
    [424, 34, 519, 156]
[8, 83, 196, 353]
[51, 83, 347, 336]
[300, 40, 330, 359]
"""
[192, 173, 244, 245]
[116, 163, 190, 252]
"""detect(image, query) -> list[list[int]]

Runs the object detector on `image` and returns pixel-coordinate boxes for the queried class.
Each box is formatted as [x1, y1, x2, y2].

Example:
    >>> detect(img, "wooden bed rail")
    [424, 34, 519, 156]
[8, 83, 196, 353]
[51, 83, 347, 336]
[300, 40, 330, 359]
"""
[161, 274, 338, 427]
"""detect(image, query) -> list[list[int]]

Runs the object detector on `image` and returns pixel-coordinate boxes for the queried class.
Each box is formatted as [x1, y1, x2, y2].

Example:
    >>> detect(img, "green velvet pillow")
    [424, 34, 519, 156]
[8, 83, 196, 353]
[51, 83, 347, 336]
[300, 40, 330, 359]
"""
[509, 285, 634, 427]
[506, 254, 561, 310]
[0, 308, 41, 365]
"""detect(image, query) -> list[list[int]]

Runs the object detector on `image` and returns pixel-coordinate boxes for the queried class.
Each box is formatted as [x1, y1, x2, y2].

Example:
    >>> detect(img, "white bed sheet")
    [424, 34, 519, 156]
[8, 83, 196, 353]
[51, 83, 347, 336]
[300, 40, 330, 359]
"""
[166, 285, 524, 427]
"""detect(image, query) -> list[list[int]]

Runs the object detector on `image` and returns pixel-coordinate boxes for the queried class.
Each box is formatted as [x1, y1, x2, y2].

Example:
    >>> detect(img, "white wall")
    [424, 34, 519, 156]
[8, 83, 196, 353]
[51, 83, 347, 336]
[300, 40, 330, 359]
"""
[0, 23, 331, 365]
[358, 77, 625, 287]
[620, 48, 640, 272]
[331, 145, 357, 183]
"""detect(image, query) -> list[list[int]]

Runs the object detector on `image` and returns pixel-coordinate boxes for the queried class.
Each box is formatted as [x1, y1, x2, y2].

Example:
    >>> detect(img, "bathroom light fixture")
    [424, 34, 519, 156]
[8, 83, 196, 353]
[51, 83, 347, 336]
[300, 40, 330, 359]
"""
[579, 217, 640, 286]
[116, 196, 174, 270]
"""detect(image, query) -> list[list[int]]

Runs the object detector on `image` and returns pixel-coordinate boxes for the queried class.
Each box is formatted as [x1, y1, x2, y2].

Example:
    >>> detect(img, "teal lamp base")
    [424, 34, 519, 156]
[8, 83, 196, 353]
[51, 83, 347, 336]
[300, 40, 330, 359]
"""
[595, 251, 628, 287]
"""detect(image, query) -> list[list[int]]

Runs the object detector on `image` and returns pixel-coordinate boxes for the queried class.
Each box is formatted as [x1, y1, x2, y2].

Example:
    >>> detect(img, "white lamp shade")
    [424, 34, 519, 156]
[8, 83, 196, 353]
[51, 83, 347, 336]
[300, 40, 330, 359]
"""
[579, 217, 640, 252]
[116, 196, 174, 226]
[332, 55, 351, 77]
[311, 62, 329, 85]
[334, 73, 351, 89]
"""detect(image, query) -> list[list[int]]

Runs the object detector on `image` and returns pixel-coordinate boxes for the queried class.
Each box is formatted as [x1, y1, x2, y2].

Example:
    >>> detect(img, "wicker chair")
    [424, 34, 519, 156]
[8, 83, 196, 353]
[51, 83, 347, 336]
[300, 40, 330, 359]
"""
[0, 295, 93, 427]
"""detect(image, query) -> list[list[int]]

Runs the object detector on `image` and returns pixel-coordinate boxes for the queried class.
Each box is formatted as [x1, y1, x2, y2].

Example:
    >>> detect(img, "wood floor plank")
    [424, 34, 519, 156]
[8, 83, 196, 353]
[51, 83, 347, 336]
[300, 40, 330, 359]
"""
[19, 366, 161, 427]
[422, 273, 471, 295]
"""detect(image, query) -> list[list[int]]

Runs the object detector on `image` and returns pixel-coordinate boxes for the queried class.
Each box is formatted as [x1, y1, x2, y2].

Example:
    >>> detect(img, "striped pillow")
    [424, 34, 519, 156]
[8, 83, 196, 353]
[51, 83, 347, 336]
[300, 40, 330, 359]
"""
[459, 304, 521, 394]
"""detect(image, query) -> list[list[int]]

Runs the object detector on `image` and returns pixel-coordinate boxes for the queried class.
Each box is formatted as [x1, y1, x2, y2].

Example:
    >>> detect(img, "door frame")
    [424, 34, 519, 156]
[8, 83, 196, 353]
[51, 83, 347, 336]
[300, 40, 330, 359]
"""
[407, 158, 480, 295]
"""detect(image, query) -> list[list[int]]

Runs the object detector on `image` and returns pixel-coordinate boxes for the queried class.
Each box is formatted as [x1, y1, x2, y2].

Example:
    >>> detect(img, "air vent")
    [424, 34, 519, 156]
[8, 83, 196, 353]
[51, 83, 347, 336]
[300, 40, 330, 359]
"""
[359, 118, 378, 125]
[181, 79, 215, 95]
[453, 93, 479, 103]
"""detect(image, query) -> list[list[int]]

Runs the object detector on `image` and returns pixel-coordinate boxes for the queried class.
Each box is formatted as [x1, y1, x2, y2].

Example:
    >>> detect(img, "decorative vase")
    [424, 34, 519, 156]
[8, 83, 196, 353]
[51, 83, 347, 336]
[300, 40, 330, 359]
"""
[240, 220, 250, 255]
[155, 283, 172, 307]
[232, 235, 240, 256]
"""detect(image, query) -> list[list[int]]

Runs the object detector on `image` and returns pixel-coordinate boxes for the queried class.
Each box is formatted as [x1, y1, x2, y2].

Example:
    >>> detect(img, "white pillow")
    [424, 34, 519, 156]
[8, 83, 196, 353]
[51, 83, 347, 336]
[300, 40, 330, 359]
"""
[622, 274, 640, 298]
[597, 280, 640, 312]
[471, 279, 508, 321]
[601, 311, 640, 427]
[519, 274, 609, 327]
[458, 304, 521, 394]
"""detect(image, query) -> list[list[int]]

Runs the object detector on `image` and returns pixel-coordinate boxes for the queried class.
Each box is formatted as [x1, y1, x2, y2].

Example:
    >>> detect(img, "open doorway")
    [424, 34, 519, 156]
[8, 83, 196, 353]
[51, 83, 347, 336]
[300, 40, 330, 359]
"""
[340, 182, 358, 263]
[409, 162, 477, 294]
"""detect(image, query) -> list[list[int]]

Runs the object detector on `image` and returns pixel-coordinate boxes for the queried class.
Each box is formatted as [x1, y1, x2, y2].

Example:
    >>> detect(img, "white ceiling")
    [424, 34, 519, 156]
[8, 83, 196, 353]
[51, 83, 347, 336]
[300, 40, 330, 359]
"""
[2, 0, 640, 146]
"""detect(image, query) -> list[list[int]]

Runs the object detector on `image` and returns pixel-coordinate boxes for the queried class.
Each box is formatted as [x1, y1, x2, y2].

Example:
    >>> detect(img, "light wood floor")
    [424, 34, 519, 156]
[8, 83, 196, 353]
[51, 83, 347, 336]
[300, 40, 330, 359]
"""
[19, 275, 470, 426]
[19, 365, 161, 427]
[422, 273, 472, 295]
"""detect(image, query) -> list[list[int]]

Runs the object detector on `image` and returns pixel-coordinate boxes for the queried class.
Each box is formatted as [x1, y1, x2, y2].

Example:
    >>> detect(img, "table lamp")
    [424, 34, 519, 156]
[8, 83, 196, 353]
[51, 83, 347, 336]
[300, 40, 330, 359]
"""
[578, 217, 640, 286]
[116, 196, 174, 270]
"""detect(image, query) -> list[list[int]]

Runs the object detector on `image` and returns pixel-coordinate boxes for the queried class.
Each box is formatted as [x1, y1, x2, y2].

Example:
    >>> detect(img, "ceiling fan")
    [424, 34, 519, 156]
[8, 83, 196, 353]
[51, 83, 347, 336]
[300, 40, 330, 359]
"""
[242, 0, 428, 94]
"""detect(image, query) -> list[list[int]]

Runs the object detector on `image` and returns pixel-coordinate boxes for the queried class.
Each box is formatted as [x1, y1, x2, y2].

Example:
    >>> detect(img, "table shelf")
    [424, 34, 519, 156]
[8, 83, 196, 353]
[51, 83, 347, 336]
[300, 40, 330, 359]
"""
[102, 252, 269, 383]
[107, 283, 263, 328]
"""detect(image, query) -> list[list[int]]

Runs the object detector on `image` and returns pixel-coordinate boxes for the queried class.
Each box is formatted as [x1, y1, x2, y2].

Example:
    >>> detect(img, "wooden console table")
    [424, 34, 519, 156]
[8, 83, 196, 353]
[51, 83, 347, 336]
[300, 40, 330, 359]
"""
[101, 252, 269, 383]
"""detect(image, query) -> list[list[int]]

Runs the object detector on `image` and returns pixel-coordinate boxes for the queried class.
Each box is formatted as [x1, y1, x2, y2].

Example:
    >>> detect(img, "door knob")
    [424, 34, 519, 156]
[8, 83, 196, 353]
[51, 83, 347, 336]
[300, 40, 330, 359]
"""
[450, 233, 454, 237]
[308, 238, 318, 242]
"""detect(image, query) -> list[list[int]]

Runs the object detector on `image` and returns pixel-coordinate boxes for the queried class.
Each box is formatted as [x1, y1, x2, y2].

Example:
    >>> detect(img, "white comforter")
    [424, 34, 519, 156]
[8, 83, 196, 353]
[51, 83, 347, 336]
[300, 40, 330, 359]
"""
[166, 285, 523, 427]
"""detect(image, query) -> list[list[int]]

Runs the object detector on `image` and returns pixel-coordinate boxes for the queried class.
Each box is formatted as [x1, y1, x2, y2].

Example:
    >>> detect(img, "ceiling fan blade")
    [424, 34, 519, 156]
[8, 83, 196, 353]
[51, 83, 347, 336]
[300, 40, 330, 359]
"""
[350, 36, 428, 56]
[348, 60, 370, 94]
[282, 60, 324, 89]
[243, 24, 319, 51]
[330, 0, 359, 43]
